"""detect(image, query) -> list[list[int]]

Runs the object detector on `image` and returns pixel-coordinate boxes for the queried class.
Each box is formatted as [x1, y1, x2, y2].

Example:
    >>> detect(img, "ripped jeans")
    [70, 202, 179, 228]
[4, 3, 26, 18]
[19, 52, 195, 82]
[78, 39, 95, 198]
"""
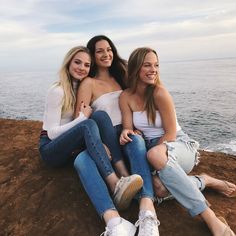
[146, 130, 208, 217]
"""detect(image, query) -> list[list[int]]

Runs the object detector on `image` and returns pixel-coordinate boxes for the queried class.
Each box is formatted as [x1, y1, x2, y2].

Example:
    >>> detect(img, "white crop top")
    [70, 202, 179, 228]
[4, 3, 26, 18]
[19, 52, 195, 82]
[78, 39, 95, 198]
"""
[91, 90, 122, 126]
[133, 111, 181, 140]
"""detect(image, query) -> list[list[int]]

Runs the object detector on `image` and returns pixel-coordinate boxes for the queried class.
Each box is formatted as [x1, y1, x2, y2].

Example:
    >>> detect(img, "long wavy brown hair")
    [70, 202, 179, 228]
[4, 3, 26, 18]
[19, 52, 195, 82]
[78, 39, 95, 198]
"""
[57, 46, 91, 113]
[127, 47, 161, 124]
[87, 35, 127, 89]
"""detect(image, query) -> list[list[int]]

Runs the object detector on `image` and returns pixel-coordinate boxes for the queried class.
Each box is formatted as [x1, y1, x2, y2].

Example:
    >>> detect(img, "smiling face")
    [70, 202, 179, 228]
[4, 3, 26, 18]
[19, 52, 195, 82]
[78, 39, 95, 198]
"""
[69, 51, 91, 81]
[139, 51, 159, 85]
[94, 39, 113, 68]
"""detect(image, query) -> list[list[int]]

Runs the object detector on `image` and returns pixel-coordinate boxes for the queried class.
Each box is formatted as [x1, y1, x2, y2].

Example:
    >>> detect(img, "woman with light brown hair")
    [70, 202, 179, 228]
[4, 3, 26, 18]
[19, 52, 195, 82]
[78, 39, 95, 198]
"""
[120, 47, 236, 236]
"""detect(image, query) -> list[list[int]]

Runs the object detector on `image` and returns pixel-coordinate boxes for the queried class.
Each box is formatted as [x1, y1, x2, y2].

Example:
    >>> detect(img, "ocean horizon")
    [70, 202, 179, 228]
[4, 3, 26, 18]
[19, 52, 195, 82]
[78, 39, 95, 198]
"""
[1, 57, 236, 156]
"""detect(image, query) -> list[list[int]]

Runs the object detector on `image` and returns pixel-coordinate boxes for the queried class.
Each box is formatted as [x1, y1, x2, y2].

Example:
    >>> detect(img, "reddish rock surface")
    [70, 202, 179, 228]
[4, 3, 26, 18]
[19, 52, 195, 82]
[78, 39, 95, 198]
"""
[0, 118, 235, 236]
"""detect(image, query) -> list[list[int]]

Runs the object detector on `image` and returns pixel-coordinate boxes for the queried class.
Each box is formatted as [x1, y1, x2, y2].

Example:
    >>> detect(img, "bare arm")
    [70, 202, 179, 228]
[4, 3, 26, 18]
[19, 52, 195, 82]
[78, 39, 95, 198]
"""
[119, 91, 135, 145]
[75, 78, 93, 118]
[155, 86, 177, 144]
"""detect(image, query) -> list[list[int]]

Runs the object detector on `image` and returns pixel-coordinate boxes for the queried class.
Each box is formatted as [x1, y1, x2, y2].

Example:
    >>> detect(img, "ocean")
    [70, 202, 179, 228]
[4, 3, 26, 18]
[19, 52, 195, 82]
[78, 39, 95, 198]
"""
[1, 58, 236, 156]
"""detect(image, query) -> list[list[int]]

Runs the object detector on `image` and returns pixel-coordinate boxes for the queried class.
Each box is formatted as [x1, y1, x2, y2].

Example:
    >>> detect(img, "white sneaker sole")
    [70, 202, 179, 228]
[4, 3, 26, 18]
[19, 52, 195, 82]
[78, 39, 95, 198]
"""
[115, 175, 143, 210]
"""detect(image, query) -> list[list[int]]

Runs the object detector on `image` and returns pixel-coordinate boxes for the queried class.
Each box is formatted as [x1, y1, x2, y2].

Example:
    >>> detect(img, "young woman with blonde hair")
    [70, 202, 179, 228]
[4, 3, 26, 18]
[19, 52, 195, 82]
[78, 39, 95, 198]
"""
[39, 46, 143, 236]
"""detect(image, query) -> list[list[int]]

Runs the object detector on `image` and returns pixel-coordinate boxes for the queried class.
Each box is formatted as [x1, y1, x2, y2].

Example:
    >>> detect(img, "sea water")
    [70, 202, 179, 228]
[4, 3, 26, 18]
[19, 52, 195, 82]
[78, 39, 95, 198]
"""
[0, 58, 236, 155]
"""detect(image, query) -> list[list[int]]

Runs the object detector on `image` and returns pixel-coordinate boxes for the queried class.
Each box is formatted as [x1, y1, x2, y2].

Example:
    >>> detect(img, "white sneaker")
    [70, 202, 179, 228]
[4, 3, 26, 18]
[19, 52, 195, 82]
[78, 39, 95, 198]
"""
[113, 174, 143, 210]
[100, 218, 136, 236]
[135, 210, 160, 236]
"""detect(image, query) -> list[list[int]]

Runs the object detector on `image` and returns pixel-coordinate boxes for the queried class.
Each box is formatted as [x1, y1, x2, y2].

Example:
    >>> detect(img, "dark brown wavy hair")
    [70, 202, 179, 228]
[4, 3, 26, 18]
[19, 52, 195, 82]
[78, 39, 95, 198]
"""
[87, 35, 127, 89]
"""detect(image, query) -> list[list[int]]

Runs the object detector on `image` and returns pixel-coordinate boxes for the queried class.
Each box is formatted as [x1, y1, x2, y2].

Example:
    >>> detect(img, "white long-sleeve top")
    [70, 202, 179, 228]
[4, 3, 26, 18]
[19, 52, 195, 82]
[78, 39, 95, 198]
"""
[42, 84, 87, 140]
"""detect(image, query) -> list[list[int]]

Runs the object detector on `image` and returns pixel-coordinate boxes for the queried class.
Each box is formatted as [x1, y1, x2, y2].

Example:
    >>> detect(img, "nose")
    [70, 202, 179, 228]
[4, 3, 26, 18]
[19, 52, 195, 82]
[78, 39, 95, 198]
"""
[151, 65, 157, 72]
[103, 50, 109, 57]
[78, 64, 85, 70]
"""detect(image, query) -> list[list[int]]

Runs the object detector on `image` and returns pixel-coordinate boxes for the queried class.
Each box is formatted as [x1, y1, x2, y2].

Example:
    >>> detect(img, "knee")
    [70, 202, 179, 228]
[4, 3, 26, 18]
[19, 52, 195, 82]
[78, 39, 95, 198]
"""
[91, 110, 109, 122]
[147, 145, 167, 169]
[83, 119, 98, 132]
[125, 134, 146, 154]
[129, 134, 145, 147]
[147, 147, 159, 162]
[74, 150, 88, 172]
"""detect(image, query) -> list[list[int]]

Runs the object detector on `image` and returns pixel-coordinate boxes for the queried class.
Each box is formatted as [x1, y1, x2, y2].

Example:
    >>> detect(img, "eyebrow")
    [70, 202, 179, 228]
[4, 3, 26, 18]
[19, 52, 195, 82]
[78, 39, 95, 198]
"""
[96, 46, 111, 50]
[74, 59, 91, 63]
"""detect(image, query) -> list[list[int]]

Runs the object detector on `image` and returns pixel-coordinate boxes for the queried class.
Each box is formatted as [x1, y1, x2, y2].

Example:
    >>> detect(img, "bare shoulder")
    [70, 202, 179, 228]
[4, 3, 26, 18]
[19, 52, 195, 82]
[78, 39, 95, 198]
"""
[80, 77, 94, 87]
[154, 85, 171, 100]
[120, 88, 132, 100]
[154, 85, 174, 110]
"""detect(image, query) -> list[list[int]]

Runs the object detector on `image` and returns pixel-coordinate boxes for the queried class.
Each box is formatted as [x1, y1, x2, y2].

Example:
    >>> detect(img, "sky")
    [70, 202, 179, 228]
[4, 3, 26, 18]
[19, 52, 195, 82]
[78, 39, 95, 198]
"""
[1, 0, 236, 72]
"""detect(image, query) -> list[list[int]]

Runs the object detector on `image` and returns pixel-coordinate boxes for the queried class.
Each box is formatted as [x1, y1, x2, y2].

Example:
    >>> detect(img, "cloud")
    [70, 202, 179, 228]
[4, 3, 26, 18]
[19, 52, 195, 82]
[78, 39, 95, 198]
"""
[0, 0, 236, 71]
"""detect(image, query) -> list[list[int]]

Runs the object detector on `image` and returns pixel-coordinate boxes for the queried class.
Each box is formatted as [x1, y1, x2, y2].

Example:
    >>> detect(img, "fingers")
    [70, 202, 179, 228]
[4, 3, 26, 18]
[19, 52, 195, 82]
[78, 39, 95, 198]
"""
[80, 101, 85, 110]
[120, 129, 135, 145]
[134, 129, 142, 135]
[120, 136, 130, 145]
[80, 101, 91, 110]
[80, 101, 92, 117]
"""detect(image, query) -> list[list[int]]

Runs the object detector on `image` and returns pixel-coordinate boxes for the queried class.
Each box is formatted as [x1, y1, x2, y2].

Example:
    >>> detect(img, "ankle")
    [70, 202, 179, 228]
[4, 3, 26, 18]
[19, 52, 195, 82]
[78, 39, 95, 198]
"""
[201, 209, 226, 236]
[114, 160, 129, 177]
[139, 197, 155, 212]
[107, 217, 122, 229]
[103, 210, 120, 224]
[210, 218, 227, 236]
[139, 209, 156, 218]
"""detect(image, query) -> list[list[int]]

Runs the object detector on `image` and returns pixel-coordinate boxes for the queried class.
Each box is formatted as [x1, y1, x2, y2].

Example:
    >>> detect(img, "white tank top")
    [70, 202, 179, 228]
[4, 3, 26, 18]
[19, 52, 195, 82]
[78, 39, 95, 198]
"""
[91, 90, 122, 126]
[133, 111, 181, 140]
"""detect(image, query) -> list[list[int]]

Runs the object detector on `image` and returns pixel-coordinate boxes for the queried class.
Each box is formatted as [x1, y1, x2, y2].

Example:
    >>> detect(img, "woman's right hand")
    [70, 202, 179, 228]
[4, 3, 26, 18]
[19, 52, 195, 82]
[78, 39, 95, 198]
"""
[120, 129, 135, 145]
[80, 101, 93, 118]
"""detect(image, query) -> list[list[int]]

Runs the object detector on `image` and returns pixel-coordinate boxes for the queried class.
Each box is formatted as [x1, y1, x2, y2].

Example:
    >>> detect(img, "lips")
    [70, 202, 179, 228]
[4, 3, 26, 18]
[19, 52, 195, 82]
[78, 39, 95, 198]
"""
[75, 70, 85, 76]
[101, 59, 111, 63]
[146, 74, 156, 79]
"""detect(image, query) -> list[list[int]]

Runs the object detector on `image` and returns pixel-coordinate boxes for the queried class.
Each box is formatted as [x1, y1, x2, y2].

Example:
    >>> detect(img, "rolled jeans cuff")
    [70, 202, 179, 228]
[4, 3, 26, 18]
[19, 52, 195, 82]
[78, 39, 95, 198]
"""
[189, 201, 208, 217]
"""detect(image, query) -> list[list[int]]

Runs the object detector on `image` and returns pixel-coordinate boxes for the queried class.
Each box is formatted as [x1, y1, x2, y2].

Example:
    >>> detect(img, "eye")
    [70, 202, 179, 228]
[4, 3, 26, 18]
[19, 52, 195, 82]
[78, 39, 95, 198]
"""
[74, 60, 81, 65]
[96, 49, 103, 54]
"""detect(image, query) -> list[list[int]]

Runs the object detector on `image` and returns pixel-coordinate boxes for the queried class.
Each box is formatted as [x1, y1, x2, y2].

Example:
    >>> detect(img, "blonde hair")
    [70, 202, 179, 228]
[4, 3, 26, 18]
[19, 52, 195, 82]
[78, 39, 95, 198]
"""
[56, 46, 90, 113]
[128, 47, 161, 124]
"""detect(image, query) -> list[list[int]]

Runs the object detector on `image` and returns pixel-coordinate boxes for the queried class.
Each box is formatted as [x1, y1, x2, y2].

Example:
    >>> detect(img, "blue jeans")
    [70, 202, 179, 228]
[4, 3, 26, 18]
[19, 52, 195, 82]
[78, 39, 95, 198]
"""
[147, 131, 208, 217]
[39, 119, 114, 178]
[74, 151, 116, 216]
[123, 134, 155, 201]
[91, 111, 124, 164]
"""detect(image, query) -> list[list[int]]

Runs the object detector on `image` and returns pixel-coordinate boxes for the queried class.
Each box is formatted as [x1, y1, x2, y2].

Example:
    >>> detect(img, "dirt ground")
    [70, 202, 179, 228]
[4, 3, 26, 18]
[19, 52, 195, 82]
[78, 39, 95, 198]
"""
[0, 118, 235, 236]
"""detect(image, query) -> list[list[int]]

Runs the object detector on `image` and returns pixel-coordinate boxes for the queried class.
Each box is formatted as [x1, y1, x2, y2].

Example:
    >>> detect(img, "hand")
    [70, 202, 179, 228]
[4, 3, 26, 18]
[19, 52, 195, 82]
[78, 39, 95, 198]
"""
[80, 101, 92, 118]
[120, 129, 135, 145]
[134, 129, 142, 135]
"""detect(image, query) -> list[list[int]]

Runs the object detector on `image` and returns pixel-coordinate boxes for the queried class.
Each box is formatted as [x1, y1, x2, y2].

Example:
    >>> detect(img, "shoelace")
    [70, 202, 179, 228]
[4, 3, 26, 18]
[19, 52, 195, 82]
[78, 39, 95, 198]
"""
[100, 227, 109, 236]
[135, 216, 160, 235]
[155, 194, 174, 205]
[100, 226, 117, 236]
[113, 177, 125, 196]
